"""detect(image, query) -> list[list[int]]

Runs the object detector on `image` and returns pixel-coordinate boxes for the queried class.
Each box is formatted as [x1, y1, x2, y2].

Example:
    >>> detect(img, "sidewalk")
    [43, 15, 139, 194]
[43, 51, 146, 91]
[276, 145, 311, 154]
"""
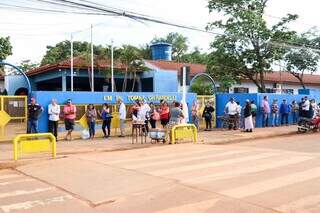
[0, 126, 298, 166]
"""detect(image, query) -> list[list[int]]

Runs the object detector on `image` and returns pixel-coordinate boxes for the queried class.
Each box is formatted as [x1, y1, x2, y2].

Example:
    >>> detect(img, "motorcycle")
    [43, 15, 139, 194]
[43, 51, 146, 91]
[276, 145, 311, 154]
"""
[297, 116, 320, 133]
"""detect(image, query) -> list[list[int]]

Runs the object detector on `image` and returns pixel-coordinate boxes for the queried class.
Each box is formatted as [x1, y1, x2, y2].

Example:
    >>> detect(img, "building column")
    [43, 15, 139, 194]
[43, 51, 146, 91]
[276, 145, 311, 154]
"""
[62, 75, 67, 91]
[137, 77, 142, 92]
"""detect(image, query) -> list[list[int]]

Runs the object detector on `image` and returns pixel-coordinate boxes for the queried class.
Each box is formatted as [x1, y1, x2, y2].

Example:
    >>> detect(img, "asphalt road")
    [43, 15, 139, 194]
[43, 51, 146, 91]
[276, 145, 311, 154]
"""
[1, 133, 320, 213]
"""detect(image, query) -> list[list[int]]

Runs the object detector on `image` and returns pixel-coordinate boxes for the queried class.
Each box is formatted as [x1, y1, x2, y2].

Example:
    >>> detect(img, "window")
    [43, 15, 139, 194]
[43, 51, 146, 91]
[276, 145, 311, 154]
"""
[234, 87, 249, 93]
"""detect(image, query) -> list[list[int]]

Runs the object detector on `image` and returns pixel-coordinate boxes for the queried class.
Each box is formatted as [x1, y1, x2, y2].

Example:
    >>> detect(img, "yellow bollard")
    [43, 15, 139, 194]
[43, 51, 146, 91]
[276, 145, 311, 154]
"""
[13, 133, 56, 161]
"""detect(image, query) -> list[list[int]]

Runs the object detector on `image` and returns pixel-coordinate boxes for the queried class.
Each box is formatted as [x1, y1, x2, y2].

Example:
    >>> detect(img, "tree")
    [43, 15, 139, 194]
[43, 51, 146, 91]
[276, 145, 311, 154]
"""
[284, 31, 320, 89]
[119, 45, 147, 92]
[41, 40, 107, 65]
[18, 60, 39, 72]
[152, 32, 188, 61]
[0, 36, 13, 75]
[207, 0, 298, 92]
[190, 78, 214, 95]
[180, 47, 208, 64]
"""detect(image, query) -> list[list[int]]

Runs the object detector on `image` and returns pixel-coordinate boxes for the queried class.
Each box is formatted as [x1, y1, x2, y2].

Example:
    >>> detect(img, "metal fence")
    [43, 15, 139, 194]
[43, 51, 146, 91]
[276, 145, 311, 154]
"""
[197, 95, 216, 129]
[0, 96, 27, 141]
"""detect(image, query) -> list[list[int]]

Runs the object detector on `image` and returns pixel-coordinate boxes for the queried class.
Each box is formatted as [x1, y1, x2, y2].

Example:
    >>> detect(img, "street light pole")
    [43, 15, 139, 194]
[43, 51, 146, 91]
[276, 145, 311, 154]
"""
[70, 34, 74, 92]
[91, 24, 94, 92]
[111, 39, 114, 92]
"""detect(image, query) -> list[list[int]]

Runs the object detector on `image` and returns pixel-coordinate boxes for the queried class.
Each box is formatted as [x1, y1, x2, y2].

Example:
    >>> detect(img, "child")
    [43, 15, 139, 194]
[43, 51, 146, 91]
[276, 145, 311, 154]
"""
[86, 104, 97, 139]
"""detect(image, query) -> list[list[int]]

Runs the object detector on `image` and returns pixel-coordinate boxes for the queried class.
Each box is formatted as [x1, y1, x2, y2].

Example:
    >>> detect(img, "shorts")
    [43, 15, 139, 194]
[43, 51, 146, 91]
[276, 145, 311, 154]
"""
[65, 119, 75, 131]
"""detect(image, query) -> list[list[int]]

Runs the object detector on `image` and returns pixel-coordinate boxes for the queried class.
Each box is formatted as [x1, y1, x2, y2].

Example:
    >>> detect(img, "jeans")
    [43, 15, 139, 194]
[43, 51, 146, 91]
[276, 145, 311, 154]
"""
[271, 113, 279, 127]
[281, 113, 289, 125]
[292, 112, 298, 124]
[27, 119, 38, 134]
[48, 120, 58, 139]
[263, 113, 269, 127]
[149, 119, 156, 129]
[192, 116, 199, 130]
[102, 119, 111, 136]
[205, 117, 212, 129]
[120, 119, 125, 136]
[88, 121, 95, 137]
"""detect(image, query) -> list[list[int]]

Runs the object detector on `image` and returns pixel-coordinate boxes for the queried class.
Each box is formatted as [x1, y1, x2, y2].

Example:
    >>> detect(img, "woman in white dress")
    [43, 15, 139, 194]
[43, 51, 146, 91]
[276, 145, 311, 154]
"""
[244, 100, 254, 132]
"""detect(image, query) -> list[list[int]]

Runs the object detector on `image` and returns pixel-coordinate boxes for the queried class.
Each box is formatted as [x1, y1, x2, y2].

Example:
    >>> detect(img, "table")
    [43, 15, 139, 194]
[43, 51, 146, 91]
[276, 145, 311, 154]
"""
[132, 122, 147, 144]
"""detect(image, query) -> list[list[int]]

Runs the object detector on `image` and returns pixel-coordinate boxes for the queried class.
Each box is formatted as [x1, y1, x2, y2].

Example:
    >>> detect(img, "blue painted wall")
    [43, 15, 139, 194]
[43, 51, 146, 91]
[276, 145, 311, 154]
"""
[216, 91, 320, 128]
[32, 91, 196, 132]
[153, 70, 178, 92]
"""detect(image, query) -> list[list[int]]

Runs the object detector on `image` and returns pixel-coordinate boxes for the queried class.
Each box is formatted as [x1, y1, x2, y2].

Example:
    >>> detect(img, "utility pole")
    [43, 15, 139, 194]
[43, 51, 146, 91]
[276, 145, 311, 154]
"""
[182, 66, 189, 123]
[70, 34, 74, 92]
[111, 39, 114, 92]
[91, 24, 94, 92]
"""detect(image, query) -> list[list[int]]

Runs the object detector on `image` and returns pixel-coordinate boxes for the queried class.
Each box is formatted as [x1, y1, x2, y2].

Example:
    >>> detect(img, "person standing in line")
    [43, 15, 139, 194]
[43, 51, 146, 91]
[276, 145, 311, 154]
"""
[159, 101, 170, 128]
[138, 100, 151, 133]
[244, 100, 253, 132]
[131, 100, 141, 121]
[101, 103, 112, 138]
[224, 98, 238, 130]
[118, 98, 126, 137]
[271, 99, 279, 127]
[63, 99, 77, 141]
[236, 101, 242, 129]
[280, 99, 291, 126]
[251, 101, 257, 127]
[86, 104, 97, 140]
[310, 99, 318, 118]
[149, 102, 159, 129]
[27, 97, 43, 134]
[261, 96, 270, 127]
[302, 96, 310, 118]
[48, 98, 60, 140]
[202, 101, 215, 131]
[291, 100, 299, 124]
[192, 101, 200, 130]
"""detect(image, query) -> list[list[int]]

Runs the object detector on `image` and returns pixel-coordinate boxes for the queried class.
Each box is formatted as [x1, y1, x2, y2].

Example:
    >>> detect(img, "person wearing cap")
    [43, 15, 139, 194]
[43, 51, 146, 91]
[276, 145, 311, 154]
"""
[244, 99, 253, 132]
[63, 99, 77, 141]
[27, 97, 43, 134]
[48, 98, 60, 139]
[225, 97, 238, 130]
[117, 98, 126, 137]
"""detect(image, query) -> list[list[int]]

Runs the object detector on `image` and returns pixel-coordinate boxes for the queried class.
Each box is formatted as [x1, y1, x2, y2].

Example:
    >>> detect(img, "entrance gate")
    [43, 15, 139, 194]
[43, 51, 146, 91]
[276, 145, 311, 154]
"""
[0, 96, 27, 141]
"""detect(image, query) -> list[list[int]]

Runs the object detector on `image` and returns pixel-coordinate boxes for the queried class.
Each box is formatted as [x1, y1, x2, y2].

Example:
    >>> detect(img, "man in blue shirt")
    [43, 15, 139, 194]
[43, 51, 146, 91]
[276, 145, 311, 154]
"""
[280, 99, 291, 126]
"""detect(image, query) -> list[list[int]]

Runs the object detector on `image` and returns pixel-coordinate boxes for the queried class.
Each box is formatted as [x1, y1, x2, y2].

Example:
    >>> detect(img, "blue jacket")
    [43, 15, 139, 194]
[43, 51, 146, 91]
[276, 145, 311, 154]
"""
[280, 103, 291, 114]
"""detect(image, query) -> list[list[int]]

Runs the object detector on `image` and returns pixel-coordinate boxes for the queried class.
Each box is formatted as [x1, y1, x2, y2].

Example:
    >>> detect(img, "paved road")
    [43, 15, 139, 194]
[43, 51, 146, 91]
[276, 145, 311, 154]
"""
[1, 133, 320, 213]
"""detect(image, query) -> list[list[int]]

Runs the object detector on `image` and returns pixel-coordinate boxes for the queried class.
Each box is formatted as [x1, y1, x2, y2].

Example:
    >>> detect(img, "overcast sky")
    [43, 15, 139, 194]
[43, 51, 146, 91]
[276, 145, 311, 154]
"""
[0, 0, 319, 64]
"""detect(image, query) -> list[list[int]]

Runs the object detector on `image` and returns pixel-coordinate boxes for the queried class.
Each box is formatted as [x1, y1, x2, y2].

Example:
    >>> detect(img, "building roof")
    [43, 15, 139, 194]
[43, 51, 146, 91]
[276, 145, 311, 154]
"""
[246, 72, 320, 86]
[26, 57, 320, 86]
[144, 60, 206, 76]
[27, 56, 127, 76]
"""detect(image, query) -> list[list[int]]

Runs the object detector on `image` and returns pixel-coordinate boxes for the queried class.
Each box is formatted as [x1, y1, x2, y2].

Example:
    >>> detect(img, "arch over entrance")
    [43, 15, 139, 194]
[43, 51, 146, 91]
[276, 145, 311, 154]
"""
[189, 73, 216, 93]
[15, 87, 28, 96]
[0, 61, 32, 97]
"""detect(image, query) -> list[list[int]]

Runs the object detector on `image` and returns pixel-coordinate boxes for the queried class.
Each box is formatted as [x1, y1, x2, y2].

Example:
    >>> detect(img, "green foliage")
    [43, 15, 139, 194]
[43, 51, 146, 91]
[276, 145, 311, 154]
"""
[181, 47, 208, 64]
[0, 36, 13, 74]
[152, 32, 188, 61]
[118, 45, 148, 92]
[41, 40, 109, 65]
[18, 60, 39, 72]
[190, 79, 214, 95]
[207, 0, 298, 92]
[284, 30, 320, 89]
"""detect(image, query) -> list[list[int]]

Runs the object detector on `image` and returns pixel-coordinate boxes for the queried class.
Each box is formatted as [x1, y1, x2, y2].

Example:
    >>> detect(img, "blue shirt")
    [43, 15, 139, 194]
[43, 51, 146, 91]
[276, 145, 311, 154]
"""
[280, 103, 291, 114]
